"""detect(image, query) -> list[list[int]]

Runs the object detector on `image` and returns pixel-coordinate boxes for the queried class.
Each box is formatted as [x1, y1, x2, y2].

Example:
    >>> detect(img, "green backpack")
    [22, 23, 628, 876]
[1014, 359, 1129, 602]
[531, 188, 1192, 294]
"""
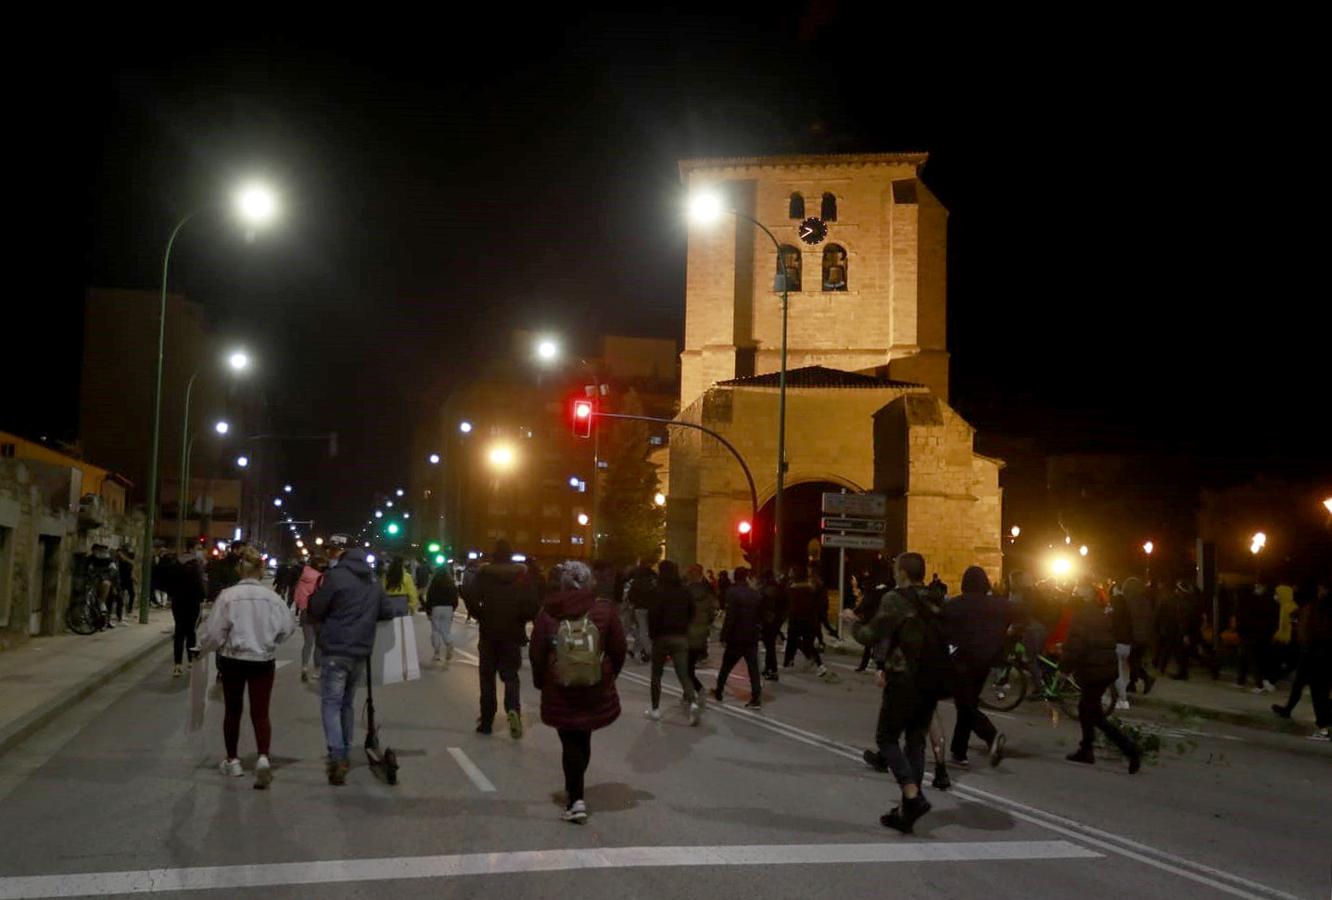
[555, 612, 604, 687]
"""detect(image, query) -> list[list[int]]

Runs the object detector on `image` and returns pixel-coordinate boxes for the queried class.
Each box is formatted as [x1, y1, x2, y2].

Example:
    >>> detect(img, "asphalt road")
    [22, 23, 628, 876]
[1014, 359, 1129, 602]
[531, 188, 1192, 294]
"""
[0, 610, 1327, 900]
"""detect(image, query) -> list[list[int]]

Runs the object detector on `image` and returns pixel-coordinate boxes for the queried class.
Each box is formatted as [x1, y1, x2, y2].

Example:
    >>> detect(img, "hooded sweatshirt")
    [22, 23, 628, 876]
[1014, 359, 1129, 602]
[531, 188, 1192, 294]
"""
[293, 564, 324, 612]
[1123, 577, 1152, 645]
[308, 549, 396, 657]
[464, 561, 540, 643]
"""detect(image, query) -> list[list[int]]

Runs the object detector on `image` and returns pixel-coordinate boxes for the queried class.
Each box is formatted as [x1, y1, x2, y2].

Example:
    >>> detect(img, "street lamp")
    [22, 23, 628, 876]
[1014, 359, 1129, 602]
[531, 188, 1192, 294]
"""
[1010, 525, 1021, 538]
[688, 188, 793, 574]
[488, 443, 516, 470]
[1323, 497, 1332, 515]
[1078, 545, 1089, 557]
[140, 181, 279, 622]
[428, 453, 441, 465]
[283, 484, 293, 493]
[535, 337, 559, 362]
[273, 498, 283, 508]
[654, 492, 667, 507]
[214, 420, 230, 435]
[396, 488, 405, 497]
[459, 421, 473, 434]
[577, 513, 590, 526]
[235, 455, 249, 468]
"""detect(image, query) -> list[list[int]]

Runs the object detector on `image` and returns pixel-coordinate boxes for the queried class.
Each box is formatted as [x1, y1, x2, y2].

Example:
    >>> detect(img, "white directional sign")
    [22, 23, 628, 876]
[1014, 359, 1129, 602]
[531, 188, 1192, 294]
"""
[821, 517, 885, 534]
[821, 492, 886, 518]
[822, 533, 886, 550]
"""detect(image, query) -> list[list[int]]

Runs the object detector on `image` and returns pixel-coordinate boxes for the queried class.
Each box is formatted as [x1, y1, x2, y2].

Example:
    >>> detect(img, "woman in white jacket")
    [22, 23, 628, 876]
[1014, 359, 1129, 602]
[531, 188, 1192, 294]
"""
[198, 546, 296, 789]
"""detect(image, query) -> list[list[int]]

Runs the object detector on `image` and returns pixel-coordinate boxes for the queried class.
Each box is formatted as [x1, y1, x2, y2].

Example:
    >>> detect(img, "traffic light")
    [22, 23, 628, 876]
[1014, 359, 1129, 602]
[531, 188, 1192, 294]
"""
[385, 521, 401, 536]
[737, 519, 755, 566]
[427, 542, 441, 554]
[572, 399, 594, 438]
[434, 553, 446, 566]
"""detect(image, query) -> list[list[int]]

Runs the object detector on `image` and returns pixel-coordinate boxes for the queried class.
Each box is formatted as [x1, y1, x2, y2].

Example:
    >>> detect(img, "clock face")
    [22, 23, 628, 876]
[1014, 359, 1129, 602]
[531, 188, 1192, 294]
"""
[798, 217, 828, 245]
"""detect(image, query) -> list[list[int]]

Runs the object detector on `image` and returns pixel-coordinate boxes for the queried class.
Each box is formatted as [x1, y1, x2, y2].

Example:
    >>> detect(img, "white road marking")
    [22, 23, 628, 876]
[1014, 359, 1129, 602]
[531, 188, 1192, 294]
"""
[0, 841, 1098, 897]
[615, 670, 1295, 900]
[446, 747, 496, 793]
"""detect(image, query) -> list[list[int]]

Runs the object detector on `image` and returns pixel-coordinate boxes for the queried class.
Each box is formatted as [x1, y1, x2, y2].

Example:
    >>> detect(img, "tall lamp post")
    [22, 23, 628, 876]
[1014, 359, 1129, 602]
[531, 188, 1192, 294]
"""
[175, 350, 250, 552]
[138, 182, 278, 624]
[688, 191, 794, 574]
[531, 336, 604, 557]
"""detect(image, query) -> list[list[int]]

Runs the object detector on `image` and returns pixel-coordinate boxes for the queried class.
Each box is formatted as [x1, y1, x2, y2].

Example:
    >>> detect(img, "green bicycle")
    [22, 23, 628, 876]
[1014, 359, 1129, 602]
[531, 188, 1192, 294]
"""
[979, 640, 1116, 720]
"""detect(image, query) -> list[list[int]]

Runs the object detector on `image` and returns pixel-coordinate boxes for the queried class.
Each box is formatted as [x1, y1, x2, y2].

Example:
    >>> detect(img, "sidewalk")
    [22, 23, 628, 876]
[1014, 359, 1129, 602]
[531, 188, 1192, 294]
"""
[1125, 672, 1318, 737]
[0, 609, 174, 756]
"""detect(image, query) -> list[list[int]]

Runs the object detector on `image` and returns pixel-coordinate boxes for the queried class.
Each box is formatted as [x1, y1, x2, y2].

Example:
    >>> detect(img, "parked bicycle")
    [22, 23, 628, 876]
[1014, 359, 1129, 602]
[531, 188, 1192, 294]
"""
[67, 558, 116, 635]
[979, 639, 1117, 720]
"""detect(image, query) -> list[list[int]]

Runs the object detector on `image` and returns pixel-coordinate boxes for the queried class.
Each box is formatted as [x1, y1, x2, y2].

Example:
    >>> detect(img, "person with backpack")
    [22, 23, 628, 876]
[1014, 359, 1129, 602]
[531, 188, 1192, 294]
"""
[685, 564, 718, 697]
[1061, 579, 1143, 773]
[529, 560, 627, 824]
[424, 564, 460, 667]
[942, 566, 1010, 767]
[461, 540, 540, 738]
[844, 551, 953, 834]
[713, 567, 764, 710]
[645, 559, 700, 725]
[622, 558, 657, 663]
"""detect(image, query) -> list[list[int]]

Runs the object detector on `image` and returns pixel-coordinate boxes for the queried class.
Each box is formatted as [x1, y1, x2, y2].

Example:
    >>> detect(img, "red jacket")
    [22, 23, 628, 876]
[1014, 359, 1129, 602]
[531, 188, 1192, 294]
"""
[529, 589, 627, 732]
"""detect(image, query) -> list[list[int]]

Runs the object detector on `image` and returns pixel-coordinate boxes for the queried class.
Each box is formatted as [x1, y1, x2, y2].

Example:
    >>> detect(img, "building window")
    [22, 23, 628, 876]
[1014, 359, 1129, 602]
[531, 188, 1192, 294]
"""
[540, 532, 563, 545]
[821, 192, 837, 222]
[776, 245, 802, 292]
[571, 535, 585, 546]
[822, 244, 848, 292]
[788, 192, 805, 219]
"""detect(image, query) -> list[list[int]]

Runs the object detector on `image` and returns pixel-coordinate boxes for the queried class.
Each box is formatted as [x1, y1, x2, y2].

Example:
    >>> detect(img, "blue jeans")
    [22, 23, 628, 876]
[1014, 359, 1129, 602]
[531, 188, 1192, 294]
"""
[321, 655, 362, 762]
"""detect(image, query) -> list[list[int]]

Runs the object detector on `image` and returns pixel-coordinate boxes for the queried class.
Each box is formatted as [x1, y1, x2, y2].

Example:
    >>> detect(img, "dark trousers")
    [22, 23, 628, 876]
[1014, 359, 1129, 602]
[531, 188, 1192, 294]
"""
[121, 582, 135, 616]
[951, 662, 998, 760]
[219, 656, 276, 758]
[557, 728, 592, 806]
[171, 600, 200, 665]
[761, 623, 782, 674]
[783, 621, 823, 667]
[716, 642, 761, 703]
[1127, 642, 1152, 688]
[1279, 646, 1311, 713]
[650, 634, 695, 708]
[858, 643, 873, 671]
[688, 647, 705, 693]
[478, 636, 522, 725]
[1078, 678, 1139, 757]
[1306, 641, 1332, 728]
[876, 675, 936, 787]
[1237, 637, 1270, 686]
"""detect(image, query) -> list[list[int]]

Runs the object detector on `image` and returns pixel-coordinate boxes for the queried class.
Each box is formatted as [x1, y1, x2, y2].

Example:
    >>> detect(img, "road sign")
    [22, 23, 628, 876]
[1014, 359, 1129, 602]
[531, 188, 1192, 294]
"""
[821, 517, 885, 534]
[798, 217, 828, 245]
[821, 492, 886, 518]
[822, 533, 886, 550]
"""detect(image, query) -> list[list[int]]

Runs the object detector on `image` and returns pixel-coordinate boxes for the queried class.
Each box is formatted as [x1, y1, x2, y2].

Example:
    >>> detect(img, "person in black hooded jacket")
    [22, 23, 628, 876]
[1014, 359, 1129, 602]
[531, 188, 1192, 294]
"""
[462, 540, 540, 738]
[1060, 579, 1141, 773]
[943, 566, 1011, 766]
[645, 559, 700, 724]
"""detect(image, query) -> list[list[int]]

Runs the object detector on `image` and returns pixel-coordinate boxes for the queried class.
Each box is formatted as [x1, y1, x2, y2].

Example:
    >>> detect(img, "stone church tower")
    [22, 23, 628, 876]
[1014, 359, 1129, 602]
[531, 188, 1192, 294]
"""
[679, 153, 949, 410]
[664, 153, 1003, 590]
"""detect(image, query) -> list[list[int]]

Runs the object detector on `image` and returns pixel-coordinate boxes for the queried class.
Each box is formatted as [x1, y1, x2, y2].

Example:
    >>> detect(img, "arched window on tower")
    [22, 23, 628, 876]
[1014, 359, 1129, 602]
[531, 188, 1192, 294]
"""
[776, 245, 802, 292]
[821, 192, 837, 222]
[788, 192, 805, 219]
[822, 244, 847, 292]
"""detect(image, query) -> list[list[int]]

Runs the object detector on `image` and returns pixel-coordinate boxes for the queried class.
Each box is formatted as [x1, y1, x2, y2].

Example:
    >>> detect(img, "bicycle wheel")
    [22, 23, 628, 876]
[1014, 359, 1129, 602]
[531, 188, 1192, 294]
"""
[66, 598, 96, 635]
[1055, 672, 1084, 721]
[979, 662, 1026, 711]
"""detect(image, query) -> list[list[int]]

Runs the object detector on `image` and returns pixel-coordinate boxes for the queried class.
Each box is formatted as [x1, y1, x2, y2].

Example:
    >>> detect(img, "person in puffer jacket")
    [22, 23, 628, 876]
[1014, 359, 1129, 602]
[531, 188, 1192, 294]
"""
[293, 555, 328, 682]
[1060, 579, 1141, 773]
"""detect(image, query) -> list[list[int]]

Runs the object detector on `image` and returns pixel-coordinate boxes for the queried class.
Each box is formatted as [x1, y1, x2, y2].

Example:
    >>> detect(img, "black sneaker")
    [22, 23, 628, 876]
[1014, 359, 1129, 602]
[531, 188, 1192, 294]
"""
[1127, 751, 1142, 775]
[863, 749, 889, 772]
[476, 721, 493, 735]
[743, 699, 762, 710]
[762, 671, 778, 681]
[932, 762, 951, 790]
[1066, 747, 1095, 765]
[1142, 674, 1156, 694]
[904, 793, 932, 827]
[1271, 704, 1291, 719]
[712, 686, 724, 703]
[880, 807, 911, 833]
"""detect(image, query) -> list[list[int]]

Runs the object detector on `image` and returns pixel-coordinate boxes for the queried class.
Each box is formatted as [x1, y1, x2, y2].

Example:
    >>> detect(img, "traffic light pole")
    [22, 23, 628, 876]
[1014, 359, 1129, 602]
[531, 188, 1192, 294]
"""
[592, 412, 760, 569]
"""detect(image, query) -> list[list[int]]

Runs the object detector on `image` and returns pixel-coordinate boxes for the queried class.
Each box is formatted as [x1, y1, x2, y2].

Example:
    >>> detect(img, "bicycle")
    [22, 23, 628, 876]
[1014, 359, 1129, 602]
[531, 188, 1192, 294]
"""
[979, 640, 1116, 721]
[66, 575, 111, 635]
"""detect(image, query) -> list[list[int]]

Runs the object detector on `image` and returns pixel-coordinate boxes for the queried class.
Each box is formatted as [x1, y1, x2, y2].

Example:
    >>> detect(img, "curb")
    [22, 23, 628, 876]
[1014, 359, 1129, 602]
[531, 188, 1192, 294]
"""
[1126, 692, 1314, 738]
[0, 630, 172, 758]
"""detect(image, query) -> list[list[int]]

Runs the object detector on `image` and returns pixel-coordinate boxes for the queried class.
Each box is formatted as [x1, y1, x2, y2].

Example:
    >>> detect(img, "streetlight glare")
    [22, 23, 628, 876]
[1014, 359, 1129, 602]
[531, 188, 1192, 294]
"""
[235, 182, 278, 225]
[1324, 497, 1332, 515]
[428, 453, 441, 464]
[272, 498, 282, 507]
[1143, 541, 1154, 555]
[535, 337, 559, 362]
[1049, 554, 1074, 578]
[236, 455, 249, 468]
[459, 421, 473, 434]
[228, 351, 251, 372]
[283, 484, 293, 493]
[1078, 545, 1089, 557]
[687, 191, 725, 225]
[654, 492, 667, 507]
[314, 537, 324, 546]
[396, 488, 405, 497]
[375, 510, 384, 518]
[488, 444, 516, 469]
[214, 420, 230, 435]
[577, 513, 590, 526]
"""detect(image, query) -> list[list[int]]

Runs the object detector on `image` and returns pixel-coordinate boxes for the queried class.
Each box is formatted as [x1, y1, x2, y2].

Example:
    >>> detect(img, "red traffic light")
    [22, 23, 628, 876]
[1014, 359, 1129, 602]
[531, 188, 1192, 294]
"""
[737, 520, 753, 535]
[572, 399, 594, 438]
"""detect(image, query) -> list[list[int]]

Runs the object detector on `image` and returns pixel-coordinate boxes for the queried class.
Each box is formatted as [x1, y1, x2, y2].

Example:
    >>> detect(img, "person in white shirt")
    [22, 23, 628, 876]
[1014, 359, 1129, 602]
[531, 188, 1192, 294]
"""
[197, 546, 296, 789]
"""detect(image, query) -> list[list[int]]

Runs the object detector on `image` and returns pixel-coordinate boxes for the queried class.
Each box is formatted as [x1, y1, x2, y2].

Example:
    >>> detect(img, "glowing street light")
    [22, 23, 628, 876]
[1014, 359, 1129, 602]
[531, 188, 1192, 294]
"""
[1049, 554, 1074, 578]
[228, 351, 251, 372]
[1323, 497, 1332, 515]
[487, 443, 516, 470]
[459, 421, 473, 434]
[1250, 532, 1267, 555]
[1078, 545, 1089, 557]
[283, 484, 292, 493]
[235, 455, 250, 468]
[272, 498, 282, 507]
[214, 420, 230, 435]
[687, 190, 725, 225]
[295, 540, 304, 549]
[1010, 525, 1021, 539]
[1143, 541, 1154, 555]
[403, 512, 411, 519]
[396, 488, 405, 497]
[654, 492, 667, 507]
[386, 500, 394, 508]
[535, 337, 559, 362]
[375, 510, 384, 519]
[577, 513, 590, 526]
[428, 453, 441, 464]
[235, 182, 279, 225]
[314, 537, 324, 546]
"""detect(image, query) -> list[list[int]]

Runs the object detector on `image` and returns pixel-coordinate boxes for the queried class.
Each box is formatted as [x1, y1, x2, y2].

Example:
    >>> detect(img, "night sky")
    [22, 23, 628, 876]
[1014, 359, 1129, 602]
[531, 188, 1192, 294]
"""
[11, 8, 1325, 534]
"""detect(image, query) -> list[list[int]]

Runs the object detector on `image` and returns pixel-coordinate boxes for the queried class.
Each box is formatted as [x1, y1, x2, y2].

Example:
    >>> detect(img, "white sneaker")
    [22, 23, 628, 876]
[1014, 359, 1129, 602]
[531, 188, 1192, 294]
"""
[644, 708, 662, 721]
[219, 758, 243, 777]
[688, 703, 701, 726]
[254, 755, 273, 789]
[1115, 699, 1131, 710]
[1309, 728, 1331, 742]
[562, 800, 588, 824]
[172, 664, 183, 678]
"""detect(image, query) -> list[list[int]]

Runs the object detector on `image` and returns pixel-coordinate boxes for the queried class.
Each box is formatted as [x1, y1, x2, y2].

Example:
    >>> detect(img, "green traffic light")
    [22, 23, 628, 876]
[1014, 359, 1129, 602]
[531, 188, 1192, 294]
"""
[434, 554, 446, 565]
[386, 522, 400, 536]
[427, 542, 441, 553]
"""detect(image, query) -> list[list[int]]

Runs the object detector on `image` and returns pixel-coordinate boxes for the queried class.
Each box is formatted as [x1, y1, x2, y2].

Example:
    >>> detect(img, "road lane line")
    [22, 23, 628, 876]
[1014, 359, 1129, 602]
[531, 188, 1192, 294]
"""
[0, 841, 1098, 897]
[446, 747, 496, 793]
[615, 669, 1297, 900]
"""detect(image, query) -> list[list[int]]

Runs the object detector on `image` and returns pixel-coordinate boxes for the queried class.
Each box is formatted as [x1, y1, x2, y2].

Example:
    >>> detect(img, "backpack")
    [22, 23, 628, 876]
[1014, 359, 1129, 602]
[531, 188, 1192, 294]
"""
[555, 612, 604, 687]
[902, 587, 956, 699]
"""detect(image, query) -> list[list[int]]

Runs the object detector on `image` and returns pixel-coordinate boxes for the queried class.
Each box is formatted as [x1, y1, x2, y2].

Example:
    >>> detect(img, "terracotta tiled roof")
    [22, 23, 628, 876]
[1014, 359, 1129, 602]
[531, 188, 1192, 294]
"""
[679, 153, 928, 178]
[716, 366, 922, 390]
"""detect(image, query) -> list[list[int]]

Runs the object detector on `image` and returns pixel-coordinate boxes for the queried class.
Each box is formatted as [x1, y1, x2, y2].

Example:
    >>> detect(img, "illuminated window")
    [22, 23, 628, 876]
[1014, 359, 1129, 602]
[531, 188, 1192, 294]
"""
[776, 245, 801, 292]
[540, 532, 563, 545]
[822, 244, 848, 292]
[821, 192, 837, 222]
[788, 192, 805, 219]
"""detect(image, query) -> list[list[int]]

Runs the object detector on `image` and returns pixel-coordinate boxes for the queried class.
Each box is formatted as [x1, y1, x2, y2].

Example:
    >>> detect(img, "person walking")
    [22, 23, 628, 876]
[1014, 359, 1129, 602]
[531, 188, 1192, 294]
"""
[530, 561, 627, 823]
[783, 565, 835, 681]
[424, 564, 459, 667]
[1061, 580, 1142, 773]
[713, 567, 764, 710]
[845, 552, 953, 833]
[645, 560, 700, 725]
[115, 548, 136, 620]
[1301, 585, 1332, 741]
[169, 551, 206, 677]
[853, 565, 892, 672]
[685, 563, 717, 698]
[1122, 577, 1155, 695]
[293, 554, 328, 682]
[382, 556, 420, 615]
[622, 558, 657, 663]
[943, 566, 1010, 766]
[461, 540, 540, 738]
[307, 537, 396, 785]
[197, 546, 295, 789]
[1236, 583, 1278, 692]
[759, 570, 788, 681]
